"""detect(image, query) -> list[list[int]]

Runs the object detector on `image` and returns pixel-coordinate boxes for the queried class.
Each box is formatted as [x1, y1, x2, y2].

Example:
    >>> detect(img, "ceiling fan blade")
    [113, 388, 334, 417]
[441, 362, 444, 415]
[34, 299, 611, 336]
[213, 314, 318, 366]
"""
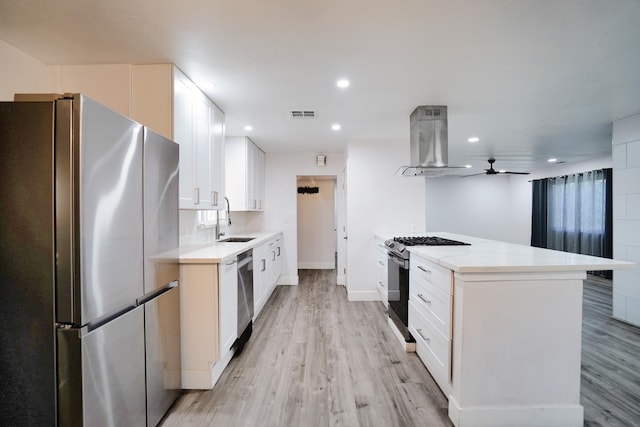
[460, 172, 487, 178]
[502, 171, 530, 175]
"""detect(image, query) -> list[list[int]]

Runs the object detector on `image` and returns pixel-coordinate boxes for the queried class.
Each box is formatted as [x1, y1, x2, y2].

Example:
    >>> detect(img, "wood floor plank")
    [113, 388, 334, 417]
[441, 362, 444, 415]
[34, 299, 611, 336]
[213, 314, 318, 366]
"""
[161, 271, 640, 427]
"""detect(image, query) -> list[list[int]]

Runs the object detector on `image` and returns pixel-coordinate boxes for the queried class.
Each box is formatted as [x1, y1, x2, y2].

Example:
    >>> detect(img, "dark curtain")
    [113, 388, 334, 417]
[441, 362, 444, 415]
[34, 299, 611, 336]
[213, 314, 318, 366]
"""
[531, 179, 548, 248]
[530, 168, 612, 279]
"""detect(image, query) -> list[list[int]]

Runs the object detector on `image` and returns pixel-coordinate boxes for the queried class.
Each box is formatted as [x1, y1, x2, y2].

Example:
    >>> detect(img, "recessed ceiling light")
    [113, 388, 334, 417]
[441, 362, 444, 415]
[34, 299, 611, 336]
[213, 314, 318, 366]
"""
[498, 169, 506, 173]
[548, 158, 558, 163]
[244, 125, 253, 131]
[465, 164, 472, 168]
[331, 123, 341, 131]
[336, 79, 350, 89]
[467, 137, 479, 143]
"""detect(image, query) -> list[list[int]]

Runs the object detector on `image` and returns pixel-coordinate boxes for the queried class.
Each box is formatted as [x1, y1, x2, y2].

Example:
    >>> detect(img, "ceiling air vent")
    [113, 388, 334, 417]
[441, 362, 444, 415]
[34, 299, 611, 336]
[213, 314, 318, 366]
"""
[290, 110, 317, 119]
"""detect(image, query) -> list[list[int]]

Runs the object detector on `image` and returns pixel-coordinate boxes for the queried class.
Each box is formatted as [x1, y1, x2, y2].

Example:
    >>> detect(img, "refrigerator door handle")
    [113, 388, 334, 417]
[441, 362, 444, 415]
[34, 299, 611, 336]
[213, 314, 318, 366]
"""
[137, 280, 178, 305]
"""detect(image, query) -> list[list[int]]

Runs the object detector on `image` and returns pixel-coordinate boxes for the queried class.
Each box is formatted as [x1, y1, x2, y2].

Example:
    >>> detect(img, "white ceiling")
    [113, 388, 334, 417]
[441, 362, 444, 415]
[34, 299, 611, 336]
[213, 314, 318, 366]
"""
[2, 0, 640, 173]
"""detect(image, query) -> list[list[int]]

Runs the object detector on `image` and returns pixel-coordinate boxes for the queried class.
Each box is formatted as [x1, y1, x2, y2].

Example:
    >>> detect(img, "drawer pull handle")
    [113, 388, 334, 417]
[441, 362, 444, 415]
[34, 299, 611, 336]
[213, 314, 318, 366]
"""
[416, 328, 430, 342]
[417, 265, 430, 273]
[417, 294, 431, 305]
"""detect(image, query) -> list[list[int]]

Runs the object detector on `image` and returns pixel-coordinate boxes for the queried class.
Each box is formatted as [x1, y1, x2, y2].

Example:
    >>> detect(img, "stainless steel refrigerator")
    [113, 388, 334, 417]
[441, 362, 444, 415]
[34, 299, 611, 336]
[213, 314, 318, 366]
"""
[0, 94, 180, 426]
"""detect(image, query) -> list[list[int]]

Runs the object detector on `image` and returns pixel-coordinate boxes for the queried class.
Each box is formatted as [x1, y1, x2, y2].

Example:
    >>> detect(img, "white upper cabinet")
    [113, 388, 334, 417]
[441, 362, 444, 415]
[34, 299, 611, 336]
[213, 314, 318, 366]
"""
[131, 64, 225, 210]
[173, 67, 225, 210]
[225, 136, 265, 211]
[210, 103, 226, 210]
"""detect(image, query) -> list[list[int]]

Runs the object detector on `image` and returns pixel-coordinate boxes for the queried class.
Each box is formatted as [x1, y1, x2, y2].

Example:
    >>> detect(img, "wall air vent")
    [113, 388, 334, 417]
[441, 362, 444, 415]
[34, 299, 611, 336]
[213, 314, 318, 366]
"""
[290, 110, 317, 119]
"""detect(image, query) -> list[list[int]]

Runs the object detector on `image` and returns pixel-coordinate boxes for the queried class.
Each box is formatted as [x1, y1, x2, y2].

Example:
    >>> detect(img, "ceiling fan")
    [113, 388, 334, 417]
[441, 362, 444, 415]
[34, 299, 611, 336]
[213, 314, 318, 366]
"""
[462, 158, 530, 178]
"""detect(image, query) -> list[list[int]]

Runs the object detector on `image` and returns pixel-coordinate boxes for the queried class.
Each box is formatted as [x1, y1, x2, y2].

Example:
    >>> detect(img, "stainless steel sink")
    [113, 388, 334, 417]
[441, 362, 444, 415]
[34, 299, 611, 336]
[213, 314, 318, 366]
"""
[218, 237, 255, 243]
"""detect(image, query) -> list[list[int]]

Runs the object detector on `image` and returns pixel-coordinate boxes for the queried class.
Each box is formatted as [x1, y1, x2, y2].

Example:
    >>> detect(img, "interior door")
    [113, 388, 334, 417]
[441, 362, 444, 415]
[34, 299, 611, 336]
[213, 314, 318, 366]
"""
[341, 166, 348, 287]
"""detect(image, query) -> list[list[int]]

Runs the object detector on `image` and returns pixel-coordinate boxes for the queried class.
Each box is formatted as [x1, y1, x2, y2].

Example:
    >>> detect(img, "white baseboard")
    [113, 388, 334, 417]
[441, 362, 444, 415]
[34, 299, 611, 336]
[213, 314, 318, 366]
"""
[298, 261, 335, 269]
[448, 395, 584, 427]
[337, 274, 345, 286]
[181, 347, 235, 390]
[388, 317, 415, 352]
[347, 289, 380, 301]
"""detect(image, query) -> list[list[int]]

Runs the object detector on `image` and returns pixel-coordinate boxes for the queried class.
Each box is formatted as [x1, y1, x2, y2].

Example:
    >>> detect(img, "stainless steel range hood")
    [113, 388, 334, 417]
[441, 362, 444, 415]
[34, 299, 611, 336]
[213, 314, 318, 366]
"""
[398, 106, 465, 177]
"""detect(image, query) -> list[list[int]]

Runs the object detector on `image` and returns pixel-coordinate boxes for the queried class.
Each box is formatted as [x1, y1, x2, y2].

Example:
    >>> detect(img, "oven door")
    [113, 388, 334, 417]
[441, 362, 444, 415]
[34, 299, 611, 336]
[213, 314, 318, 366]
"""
[387, 252, 412, 341]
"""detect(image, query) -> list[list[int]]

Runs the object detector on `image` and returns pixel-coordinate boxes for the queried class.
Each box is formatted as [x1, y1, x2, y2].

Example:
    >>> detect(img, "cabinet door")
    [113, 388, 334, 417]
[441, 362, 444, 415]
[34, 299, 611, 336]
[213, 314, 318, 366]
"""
[252, 250, 262, 318]
[246, 140, 257, 209]
[256, 148, 265, 210]
[272, 240, 282, 286]
[210, 103, 225, 209]
[173, 74, 195, 209]
[219, 258, 238, 357]
[193, 94, 212, 208]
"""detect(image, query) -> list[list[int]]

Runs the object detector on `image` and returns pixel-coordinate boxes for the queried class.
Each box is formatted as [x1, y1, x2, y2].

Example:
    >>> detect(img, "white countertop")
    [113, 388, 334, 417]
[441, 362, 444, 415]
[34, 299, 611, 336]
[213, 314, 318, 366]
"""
[168, 230, 282, 264]
[379, 232, 634, 273]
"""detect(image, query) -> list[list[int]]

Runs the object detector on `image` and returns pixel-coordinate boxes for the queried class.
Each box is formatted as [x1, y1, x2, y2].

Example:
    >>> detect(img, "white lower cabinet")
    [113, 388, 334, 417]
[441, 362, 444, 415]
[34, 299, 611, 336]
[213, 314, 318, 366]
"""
[252, 241, 269, 319]
[252, 234, 283, 320]
[408, 253, 453, 396]
[179, 257, 238, 390]
[375, 238, 388, 306]
[218, 257, 237, 359]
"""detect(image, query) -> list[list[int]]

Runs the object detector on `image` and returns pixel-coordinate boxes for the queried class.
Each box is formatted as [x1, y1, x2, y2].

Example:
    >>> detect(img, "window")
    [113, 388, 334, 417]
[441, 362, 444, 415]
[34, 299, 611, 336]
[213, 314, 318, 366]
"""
[531, 169, 612, 273]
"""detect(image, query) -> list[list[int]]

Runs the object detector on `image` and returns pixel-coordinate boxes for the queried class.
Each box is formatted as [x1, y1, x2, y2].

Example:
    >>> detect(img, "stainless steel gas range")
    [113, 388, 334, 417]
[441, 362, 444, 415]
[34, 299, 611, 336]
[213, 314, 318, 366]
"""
[384, 236, 470, 342]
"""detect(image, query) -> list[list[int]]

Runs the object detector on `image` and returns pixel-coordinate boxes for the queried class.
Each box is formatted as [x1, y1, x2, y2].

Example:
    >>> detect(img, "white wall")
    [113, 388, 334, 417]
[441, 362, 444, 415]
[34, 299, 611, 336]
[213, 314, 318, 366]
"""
[345, 139, 426, 301]
[425, 156, 612, 245]
[425, 175, 514, 242]
[258, 152, 346, 286]
[297, 177, 336, 269]
[612, 114, 640, 327]
[47, 64, 133, 117]
[0, 40, 49, 101]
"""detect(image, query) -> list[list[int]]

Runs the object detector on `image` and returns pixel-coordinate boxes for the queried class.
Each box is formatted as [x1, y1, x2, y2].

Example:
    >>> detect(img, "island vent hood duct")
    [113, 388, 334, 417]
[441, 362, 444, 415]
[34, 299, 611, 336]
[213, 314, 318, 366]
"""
[398, 105, 465, 177]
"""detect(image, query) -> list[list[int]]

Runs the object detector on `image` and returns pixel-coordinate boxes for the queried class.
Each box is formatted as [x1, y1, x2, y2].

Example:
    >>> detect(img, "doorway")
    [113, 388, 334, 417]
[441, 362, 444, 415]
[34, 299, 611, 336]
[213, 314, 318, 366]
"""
[296, 176, 337, 270]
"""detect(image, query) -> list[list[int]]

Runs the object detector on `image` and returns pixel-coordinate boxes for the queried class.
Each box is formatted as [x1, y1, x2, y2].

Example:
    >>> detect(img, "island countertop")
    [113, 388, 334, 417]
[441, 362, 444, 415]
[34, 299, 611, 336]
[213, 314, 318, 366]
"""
[380, 232, 634, 273]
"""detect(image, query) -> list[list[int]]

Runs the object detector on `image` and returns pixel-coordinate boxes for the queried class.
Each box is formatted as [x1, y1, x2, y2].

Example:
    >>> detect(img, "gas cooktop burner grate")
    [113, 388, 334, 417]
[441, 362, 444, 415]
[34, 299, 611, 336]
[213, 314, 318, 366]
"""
[392, 236, 470, 246]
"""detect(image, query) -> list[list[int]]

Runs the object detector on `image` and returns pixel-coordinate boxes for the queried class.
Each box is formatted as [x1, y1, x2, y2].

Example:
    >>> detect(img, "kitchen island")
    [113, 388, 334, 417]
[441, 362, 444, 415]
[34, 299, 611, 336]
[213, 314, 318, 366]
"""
[379, 232, 634, 427]
[173, 230, 283, 389]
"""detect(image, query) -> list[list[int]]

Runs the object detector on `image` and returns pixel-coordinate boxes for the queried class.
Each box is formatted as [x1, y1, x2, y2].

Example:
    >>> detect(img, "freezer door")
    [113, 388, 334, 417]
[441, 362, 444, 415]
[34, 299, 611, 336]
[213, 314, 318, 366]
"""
[143, 128, 179, 295]
[144, 285, 181, 427]
[56, 95, 144, 325]
[57, 306, 146, 427]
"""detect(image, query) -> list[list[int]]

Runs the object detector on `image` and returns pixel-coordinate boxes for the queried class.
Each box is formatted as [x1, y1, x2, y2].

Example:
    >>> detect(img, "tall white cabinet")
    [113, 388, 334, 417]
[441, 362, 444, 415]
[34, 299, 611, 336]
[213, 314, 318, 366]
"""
[173, 67, 225, 210]
[130, 64, 225, 210]
[225, 136, 265, 211]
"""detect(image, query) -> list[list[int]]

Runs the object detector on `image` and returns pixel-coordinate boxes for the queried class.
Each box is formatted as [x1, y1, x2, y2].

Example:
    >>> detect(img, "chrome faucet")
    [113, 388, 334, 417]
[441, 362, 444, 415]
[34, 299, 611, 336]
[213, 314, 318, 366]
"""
[215, 210, 224, 240]
[214, 197, 232, 240]
[225, 196, 232, 226]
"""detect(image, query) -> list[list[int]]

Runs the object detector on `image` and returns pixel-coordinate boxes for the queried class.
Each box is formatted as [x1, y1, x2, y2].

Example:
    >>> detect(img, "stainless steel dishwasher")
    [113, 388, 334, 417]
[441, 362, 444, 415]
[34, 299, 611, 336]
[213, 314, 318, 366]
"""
[234, 249, 254, 355]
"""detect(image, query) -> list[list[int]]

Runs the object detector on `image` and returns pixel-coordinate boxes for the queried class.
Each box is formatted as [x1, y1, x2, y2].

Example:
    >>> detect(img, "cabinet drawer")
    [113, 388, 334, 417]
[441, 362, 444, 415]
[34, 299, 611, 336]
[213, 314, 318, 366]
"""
[408, 301, 451, 394]
[410, 276, 452, 338]
[410, 255, 452, 295]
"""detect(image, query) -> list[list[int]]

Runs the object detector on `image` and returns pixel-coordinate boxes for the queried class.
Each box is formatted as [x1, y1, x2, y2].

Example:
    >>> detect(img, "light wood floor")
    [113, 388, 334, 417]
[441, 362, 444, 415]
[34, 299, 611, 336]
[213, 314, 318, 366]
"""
[161, 271, 640, 427]
[581, 276, 640, 427]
